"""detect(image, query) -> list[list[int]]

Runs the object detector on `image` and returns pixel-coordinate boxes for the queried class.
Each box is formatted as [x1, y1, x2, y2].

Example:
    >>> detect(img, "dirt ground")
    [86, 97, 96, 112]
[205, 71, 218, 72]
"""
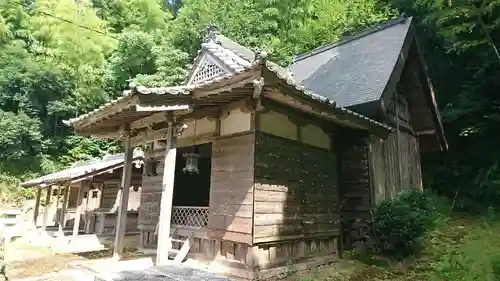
[3, 239, 148, 280]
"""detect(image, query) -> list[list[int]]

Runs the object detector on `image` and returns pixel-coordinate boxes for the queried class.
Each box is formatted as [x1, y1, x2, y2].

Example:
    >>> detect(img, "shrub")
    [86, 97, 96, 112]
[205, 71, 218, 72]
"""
[373, 188, 439, 260]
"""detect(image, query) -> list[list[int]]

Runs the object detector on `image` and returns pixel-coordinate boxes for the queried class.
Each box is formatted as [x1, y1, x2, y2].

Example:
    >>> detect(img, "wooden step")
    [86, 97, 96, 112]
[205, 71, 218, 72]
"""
[170, 238, 185, 244]
[168, 248, 180, 259]
[173, 236, 192, 264]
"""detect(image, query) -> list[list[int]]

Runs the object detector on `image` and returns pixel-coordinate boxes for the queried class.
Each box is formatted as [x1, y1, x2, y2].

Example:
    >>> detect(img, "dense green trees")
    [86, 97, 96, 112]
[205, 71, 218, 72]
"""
[0, 0, 499, 207]
[390, 0, 500, 208]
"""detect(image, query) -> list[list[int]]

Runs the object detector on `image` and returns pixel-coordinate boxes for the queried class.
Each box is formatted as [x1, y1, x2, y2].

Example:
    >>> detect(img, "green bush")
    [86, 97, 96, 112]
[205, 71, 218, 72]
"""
[373, 188, 439, 260]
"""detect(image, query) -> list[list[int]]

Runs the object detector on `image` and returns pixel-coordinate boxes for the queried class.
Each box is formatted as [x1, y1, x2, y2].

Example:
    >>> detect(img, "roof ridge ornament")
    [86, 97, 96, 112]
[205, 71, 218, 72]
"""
[253, 50, 268, 66]
[204, 23, 219, 43]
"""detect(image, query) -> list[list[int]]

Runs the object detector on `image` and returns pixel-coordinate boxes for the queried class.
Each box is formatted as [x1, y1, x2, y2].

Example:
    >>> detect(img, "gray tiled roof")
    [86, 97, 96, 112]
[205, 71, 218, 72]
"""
[214, 34, 255, 62]
[21, 149, 144, 187]
[200, 40, 251, 72]
[64, 31, 393, 136]
[290, 17, 412, 108]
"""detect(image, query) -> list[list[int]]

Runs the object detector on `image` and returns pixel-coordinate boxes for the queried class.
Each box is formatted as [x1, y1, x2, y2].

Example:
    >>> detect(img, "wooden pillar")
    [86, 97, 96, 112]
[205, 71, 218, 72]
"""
[55, 188, 61, 227]
[58, 186, 70, 235]
[42, 186, 52, 231]
[84, 182, 93, 234]
[73, 182, 88, 237]
[156, 121, 177, 265]
[113, 128, 134, 259]
[33, 186, 42, 226]
[0, 221, 5, 281]
[395, 93, 402, 190]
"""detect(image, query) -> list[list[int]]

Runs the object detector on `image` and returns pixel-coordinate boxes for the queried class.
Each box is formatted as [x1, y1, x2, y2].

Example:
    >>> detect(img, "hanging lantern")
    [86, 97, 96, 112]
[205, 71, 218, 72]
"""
[183, 152, 200, 174]
[132, 147, 145, 168]
[183, 119, 200, 175]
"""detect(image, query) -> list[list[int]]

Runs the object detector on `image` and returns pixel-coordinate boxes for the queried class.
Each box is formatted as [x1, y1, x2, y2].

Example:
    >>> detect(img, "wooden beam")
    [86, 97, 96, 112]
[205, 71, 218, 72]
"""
[130, 112, 167, 130]
[131, 127, 170, 146]
[58, 186, 70, 236]
[113, 128, 134, 259]
[156, 121, 177, 266]
[192, 72, 260, 99]
[416, 129, 436, 136]
[130, 108, 219, 145]
[134, 104, 190, 112]
[74, 129, 124, 140]
[33, 187, 42, 226]
[74, 95, 140, 130]
[42, 186, 52, 232]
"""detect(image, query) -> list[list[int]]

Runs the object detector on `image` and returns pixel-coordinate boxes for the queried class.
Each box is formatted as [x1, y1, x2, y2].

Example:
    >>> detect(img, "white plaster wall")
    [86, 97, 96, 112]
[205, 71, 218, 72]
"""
[258, 110, 298, 140]
[300, 123, 330, 150]
[259, 109, 332, 150]
[220, 107, 252, 136]
[179, 117, 217, 139]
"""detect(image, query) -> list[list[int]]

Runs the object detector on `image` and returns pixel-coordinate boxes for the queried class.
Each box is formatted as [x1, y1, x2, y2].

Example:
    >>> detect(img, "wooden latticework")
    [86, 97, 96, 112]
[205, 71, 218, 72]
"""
[171, 206, 209, 228]
[191, 61, 226, 84]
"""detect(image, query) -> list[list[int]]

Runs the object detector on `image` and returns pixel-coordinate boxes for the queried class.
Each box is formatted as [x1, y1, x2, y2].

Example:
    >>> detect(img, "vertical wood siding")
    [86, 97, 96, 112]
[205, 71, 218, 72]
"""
[98, 167, 143, 212]
[64, 167, 142, 233]
[370, 131, 423, 204]
[338, 130, 372, 242]
[138, 161, 164, 232]
[207, 133, 255, 245]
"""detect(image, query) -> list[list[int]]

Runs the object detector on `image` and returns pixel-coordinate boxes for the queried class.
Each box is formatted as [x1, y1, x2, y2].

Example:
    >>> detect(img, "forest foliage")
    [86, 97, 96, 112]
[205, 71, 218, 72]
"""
[0, 0, 499, 208]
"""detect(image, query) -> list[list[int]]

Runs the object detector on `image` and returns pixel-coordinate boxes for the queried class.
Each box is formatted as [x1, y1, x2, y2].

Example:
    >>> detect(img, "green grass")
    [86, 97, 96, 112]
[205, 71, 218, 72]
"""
[283, 213, 500, 281]
[0, 181, 34, 209]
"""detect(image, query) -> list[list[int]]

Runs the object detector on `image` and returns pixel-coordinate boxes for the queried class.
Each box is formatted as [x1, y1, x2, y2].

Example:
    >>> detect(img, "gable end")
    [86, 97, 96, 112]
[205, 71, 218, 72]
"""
[187, 51, 233, 85]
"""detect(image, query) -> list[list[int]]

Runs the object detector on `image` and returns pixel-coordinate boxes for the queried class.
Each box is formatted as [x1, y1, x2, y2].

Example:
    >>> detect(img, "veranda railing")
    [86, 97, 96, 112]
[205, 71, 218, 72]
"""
[171, 206, 209, 229]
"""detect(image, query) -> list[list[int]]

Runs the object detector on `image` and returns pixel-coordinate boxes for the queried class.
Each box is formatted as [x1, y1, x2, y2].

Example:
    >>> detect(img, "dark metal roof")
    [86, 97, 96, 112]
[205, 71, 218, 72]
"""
[290, 17, 412, 108]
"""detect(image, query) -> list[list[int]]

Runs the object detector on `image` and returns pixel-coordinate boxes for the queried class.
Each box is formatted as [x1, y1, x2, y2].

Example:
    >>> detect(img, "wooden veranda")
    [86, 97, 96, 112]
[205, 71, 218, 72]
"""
[21, 151, 144, 241]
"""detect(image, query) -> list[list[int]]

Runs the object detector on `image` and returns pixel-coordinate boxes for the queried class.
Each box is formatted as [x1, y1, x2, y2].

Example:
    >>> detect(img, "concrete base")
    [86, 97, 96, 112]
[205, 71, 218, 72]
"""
[10, 269, 95, 281]
[93, 264, 234, 281]
[51, 234, 107, 253]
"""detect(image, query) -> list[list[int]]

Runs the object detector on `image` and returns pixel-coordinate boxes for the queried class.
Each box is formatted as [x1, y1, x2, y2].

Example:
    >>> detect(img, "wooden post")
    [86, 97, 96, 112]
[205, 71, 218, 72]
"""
[0, 221, 5, 281]
[58, 186, 70, 236]
[113, 128, 134, 259]
[73, 182, 88, 237]
[33, 186, 42, 226]
[42, 186, 52, 231]
[395, 93, 402, 191]
[55, 188, 60, 227]
[156, 121, 177, 265]
[83, 183, 92, 234]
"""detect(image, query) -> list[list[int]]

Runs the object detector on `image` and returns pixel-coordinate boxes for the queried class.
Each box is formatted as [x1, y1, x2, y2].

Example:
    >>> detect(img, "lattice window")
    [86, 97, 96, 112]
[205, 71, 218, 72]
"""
[171, 206, 209, 228]
[191, 61, 226, 84]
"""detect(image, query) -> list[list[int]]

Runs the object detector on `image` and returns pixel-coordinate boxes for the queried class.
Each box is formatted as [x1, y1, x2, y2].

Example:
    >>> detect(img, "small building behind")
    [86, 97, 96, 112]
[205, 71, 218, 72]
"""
[21, 150, 144, 237]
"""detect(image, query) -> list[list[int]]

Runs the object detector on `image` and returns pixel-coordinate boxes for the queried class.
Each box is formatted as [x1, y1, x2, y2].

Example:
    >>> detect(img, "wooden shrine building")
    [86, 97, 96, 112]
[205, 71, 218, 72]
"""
[63, 17, 446, 280]
[22, 151, 144, 237]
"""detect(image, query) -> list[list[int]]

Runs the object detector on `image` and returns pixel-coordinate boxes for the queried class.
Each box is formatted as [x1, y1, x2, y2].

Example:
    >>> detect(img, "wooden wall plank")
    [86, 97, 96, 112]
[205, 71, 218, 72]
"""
[253, 132, 340, 244]
[207, 134, 255, 244]
[338, 129, 372, 249]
